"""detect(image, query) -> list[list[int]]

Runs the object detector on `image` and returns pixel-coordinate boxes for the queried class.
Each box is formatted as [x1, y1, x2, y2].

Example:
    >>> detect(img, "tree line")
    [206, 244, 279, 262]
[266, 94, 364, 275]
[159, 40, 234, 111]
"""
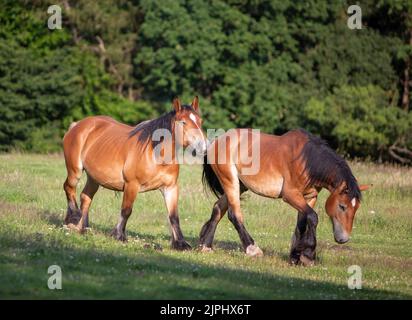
[0, 0, 411, 163]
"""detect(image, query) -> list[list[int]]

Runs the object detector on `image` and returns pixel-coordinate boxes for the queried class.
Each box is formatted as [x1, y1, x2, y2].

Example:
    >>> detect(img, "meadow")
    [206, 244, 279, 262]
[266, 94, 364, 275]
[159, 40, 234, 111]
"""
[0, 153, 410, 299]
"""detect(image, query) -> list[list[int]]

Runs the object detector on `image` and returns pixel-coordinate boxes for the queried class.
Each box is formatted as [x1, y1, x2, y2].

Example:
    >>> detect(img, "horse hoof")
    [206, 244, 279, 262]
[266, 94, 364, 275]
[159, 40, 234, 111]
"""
[289, 256, 300, 266]
[246, 245, 263, 257]
[65, 223, 76, 230]
[64, 211, 81, 226]
[199, 245, 213, 253]
[110, 229, 127, 242]
[116, 234, 127, 242]
[173, 240, 192, 251]
[299, 255, 315, 267]
[66, 223, 83, 233]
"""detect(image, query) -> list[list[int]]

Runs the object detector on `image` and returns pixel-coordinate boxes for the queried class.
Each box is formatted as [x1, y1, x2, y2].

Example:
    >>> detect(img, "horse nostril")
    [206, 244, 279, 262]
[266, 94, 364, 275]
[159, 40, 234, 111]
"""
[336, 237, 349, 244]
[195, 141, 207, 154]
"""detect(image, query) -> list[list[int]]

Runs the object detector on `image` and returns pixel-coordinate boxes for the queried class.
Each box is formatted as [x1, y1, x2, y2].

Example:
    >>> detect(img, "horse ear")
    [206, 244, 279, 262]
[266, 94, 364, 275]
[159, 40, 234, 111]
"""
[359, 184, 372, 192]
[172, 97, 181, 113]
[191, 96, 199, 112]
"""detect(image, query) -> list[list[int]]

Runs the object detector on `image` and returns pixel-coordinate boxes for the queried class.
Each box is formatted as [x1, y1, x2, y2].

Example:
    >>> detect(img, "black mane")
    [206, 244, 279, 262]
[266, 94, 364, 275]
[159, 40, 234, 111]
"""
[298, 129, 361, 200]
[129, 105, 194, 148]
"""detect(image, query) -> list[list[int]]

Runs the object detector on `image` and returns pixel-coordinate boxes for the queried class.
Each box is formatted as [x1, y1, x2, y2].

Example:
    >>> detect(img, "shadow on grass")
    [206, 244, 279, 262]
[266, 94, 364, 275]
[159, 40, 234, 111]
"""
[0, 226, 410, 300]
[39, 209, 244, 255]
[42, 210, 64, 227]
[37, 210, 354, 265]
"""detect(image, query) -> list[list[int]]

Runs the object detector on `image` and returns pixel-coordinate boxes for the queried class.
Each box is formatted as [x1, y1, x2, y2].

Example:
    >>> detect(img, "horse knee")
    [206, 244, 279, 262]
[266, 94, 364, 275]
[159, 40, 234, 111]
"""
[64, 177, 79, 194]
[63, 180, 71, 193]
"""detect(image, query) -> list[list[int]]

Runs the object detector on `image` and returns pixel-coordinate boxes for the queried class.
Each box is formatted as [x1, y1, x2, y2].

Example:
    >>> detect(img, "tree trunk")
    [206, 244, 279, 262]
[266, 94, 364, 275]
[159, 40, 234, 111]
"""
[401, 29, 412, 111]
[62, 0, 79, 44]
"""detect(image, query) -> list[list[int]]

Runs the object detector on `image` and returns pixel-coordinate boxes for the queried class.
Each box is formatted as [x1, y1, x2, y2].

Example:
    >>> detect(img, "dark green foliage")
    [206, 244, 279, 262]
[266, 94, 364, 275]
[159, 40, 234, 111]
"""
[0, 1, 154, 151]
[0, 0, 410, 162]
[304, 85, 411, 159]
[0, 41, 81, 150]
[0, 0, 82, 151]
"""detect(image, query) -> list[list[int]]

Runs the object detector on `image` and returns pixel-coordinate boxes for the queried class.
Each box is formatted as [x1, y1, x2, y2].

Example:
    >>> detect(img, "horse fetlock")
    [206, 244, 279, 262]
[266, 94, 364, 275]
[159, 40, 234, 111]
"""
[64, 208, 81, 225]
[290, 236, 316, 266]
[289, 250, 315, 266]
[289, 253, 300, 265]
[199, 221, 211, 241]
[199, 222, 216, 248]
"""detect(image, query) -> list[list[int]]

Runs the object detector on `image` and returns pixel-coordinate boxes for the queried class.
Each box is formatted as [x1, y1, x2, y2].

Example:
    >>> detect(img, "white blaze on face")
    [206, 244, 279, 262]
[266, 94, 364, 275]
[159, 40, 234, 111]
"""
[189, 113, 198, 126]
[351, 197, 356, 207]
[189, 113, 206, 148]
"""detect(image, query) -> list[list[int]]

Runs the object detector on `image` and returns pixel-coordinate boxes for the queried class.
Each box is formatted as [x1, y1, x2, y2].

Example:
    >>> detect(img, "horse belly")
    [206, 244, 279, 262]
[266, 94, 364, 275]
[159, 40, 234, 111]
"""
[83, 154, 125, 191]
[240, 174, 284, 199]
[89, 170, 124, 191]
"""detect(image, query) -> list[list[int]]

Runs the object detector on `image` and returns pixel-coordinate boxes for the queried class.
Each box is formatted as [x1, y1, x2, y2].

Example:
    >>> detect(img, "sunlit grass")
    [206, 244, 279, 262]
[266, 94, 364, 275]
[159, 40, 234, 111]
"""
[0, 154, 410, 299]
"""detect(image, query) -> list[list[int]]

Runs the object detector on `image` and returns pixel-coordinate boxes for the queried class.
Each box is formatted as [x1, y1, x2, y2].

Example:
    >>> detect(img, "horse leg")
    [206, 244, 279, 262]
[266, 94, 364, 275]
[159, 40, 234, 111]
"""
[111, 183, 138, 242]
[63, 171, 82, 227]
[76, 176, 99, 233]
[63, 130, 84, 227]
[199, 194, 228, 252]
[225, 188, 263, 257]
[290, 196, 317, 265]
[162, 185, 191, 250]
[283, 189, 318, 266]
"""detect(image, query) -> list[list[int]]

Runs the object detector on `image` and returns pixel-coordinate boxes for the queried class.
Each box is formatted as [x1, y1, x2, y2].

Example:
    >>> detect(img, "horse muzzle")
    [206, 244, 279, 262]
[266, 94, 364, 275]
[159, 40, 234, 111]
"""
[193, 140, 208, 156]
[332, 218, 350, 244]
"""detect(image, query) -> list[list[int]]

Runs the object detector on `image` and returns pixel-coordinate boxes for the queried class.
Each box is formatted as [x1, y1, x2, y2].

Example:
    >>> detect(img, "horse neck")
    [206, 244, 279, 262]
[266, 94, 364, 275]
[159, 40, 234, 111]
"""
[152, 123, 180, 164]
[304, 165, 343, 193]
[323, 171, 346, 194]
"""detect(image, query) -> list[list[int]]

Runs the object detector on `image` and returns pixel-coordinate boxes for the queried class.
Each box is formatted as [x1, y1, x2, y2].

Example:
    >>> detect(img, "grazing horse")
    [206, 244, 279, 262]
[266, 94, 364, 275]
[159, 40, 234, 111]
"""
[63, 97, 206, 250]
[200, 129, 370, 265]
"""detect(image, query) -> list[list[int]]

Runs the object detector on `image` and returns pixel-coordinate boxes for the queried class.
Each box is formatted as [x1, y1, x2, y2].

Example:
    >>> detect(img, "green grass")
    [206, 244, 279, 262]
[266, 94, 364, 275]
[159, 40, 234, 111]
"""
[0, 153, 411, 299]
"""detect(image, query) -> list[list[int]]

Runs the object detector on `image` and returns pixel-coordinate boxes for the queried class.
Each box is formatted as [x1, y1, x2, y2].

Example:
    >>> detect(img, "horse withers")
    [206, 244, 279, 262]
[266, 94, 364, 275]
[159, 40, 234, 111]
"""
[62, 97, 207, 250]
[200, 128, 370, 265]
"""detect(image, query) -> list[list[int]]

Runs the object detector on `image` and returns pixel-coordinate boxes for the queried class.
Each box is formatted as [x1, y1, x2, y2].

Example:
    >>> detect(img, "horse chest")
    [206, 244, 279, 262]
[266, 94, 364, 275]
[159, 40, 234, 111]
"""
[134, 166, 178, 192]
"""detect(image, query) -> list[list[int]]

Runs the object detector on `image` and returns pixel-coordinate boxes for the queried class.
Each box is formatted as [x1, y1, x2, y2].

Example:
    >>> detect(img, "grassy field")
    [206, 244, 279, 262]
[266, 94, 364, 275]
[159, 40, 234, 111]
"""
[0, 153, 411, 299]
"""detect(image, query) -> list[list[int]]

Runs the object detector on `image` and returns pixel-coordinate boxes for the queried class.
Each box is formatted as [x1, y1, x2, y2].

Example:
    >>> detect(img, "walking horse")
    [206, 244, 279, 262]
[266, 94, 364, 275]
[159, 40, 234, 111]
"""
[200, 129, 370, 265]
[62, 97, 206, 250]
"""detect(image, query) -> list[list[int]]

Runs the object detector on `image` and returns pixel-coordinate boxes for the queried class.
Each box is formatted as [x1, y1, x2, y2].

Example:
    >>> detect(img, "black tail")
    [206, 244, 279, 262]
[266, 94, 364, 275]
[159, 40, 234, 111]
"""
[202, 155, 224, 198]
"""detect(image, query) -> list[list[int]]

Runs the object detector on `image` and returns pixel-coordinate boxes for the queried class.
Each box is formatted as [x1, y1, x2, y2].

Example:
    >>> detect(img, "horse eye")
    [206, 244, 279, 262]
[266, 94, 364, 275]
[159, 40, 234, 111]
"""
[339, 204, 347, 211]
[178, 120, 186, 125]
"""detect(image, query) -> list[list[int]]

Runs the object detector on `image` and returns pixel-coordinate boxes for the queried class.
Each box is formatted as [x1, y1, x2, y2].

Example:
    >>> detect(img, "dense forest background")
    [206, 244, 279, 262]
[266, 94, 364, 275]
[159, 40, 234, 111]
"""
[0, 0, 411, 163]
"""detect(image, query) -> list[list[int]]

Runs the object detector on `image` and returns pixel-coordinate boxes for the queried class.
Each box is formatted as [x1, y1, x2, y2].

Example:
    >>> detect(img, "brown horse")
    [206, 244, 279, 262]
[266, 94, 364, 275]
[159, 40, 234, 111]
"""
[63, 97, 206, 250]
[200, 128, 370, 265]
